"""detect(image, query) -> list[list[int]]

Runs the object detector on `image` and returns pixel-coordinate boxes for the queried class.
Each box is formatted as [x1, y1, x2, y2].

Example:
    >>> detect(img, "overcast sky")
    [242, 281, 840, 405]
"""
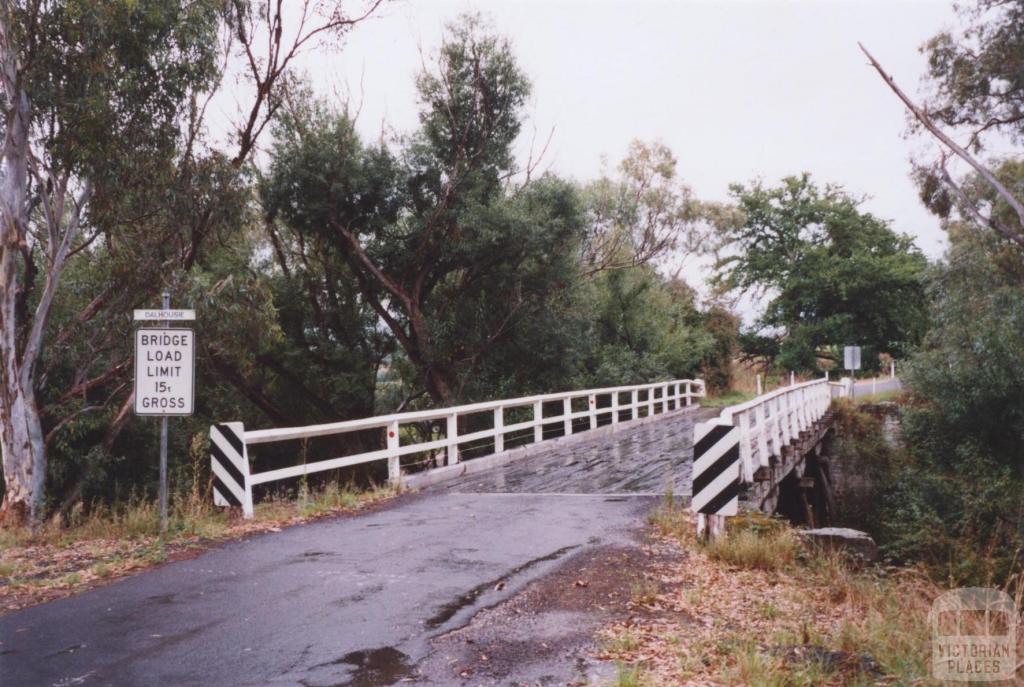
[252, 0, 960, 261]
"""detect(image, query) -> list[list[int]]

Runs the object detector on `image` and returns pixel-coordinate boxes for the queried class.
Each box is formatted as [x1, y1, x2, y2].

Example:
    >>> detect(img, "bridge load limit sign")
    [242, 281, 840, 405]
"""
[134, 329, 195, 416]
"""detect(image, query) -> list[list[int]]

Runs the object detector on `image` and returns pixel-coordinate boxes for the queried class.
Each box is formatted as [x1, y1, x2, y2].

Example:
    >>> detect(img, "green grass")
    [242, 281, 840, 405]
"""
[612, 661, 648, 687]
[640, 497, 962, 685]
[701, 389, 756, 408]
[727, 640, 838, 687]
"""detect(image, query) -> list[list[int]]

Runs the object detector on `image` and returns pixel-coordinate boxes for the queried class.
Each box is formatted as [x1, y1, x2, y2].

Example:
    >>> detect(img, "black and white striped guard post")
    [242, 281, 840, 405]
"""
[690, 420, 740, 516]
[210, 422, 254, 518]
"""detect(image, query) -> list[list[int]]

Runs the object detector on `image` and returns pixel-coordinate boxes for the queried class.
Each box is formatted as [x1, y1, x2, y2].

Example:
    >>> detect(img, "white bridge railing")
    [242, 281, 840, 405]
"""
[691, 377, 833, 534]
[718, 377, 832, 482]
[211, 378, 705, 517]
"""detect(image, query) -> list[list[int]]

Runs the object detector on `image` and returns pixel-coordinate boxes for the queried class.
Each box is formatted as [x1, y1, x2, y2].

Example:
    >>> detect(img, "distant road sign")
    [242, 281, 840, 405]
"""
[134, 328, 195, 416]
[844, 345, 862, 371]
[134, 309, 196, 321]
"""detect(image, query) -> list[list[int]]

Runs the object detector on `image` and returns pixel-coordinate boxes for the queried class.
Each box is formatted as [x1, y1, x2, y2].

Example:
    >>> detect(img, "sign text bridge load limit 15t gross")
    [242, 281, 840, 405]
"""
[134, 328, 195, 415]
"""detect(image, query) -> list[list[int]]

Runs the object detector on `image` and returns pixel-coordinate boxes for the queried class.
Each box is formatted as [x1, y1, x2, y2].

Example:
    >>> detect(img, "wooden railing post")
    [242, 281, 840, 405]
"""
[755, 402, 770, 466]
[788, 390, 800, 438]
[611, 391, 620, 425]
[533, 400, 543, 443]
[563, 397, 572, 436]
[494, 406, 505, 453]
[737, 410, 754, 482]
[446, 413, 459, 465]
[588, 393, 597, 429]
[632, 389, 639, 419]
[662, 383, 670, 413]
[685, 381, 692, 406]
[210, 422, 253, 519]
[387, 419, 400, 483]
[778, 395, 790, 447]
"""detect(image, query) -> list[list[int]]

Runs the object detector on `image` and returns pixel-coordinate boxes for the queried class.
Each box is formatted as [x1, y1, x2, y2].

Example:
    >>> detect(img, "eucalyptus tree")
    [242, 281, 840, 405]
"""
[580, 140, 703, 277]
[264, 16, 586, 405]
[0, 0, 222, 523]
[0, 0, 385, 524]
[861, 0, 1024, 251]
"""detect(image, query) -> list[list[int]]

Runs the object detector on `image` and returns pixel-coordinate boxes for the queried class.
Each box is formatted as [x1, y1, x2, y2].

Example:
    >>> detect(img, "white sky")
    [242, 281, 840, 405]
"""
[269, 0, 958, 257]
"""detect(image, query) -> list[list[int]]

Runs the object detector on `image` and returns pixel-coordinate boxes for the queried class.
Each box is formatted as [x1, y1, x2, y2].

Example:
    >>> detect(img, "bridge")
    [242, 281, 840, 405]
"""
[211, 375, 845, 530]
[2, 377, 852, 686]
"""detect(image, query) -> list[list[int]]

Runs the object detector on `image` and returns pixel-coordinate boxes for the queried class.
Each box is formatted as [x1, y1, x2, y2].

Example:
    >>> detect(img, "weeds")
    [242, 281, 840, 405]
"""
[648, 491, 691, 540]
[603, 628, 643, 653]
[705, 526, 799, 571]
[630, 578, 660, 606]
[621, 502, 966, 685]
[611, 662, 648, 687]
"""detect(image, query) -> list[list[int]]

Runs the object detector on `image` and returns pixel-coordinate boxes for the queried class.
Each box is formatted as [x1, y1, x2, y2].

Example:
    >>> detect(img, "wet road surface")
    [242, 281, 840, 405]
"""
[0, 413, 700, 687]
[432, 410, 697, 496]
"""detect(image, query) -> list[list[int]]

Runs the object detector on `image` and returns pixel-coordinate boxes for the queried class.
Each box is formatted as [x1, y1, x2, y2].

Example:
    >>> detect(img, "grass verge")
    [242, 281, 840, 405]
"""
[0, 482, 397, 615]
[852, 389, 900, 404]
[601, 499, 1024, 686]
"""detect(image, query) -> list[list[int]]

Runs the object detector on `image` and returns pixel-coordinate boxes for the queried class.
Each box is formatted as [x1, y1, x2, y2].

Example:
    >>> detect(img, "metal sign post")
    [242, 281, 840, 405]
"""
[843, 345, 861, 399]
[160, 295, 169, 531]
[134, 294, 196, 533]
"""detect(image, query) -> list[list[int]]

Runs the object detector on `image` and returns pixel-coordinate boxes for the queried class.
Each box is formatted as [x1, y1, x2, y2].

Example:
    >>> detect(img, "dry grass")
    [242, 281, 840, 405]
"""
[730, 358, 811, 396]
[705, 527, 799, 571]
[599, 505, 1024, 686]
[0, 482, 397, 615]
[852, 389, 900, 405]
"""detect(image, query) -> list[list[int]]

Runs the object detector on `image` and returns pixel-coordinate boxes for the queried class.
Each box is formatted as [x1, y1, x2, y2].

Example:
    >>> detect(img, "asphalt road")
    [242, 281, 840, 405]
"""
[852, 377, 901, 398]
[0, 413, 696, 687]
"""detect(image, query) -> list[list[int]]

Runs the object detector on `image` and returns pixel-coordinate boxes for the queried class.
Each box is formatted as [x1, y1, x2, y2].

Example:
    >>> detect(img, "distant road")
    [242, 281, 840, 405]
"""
[851, 376, 901, 398]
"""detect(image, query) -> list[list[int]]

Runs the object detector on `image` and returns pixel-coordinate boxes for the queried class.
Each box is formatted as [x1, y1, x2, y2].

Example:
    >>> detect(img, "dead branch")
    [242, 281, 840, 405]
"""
[859, 42, 1024, 249]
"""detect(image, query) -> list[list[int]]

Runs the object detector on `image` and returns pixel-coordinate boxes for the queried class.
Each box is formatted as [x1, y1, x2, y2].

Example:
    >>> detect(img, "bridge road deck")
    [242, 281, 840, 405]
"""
[428, 406, 702, 496]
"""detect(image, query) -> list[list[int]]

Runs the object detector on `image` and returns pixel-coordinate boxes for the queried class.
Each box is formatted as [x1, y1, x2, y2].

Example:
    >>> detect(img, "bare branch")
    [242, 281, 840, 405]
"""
[859, 42, 1024, 248]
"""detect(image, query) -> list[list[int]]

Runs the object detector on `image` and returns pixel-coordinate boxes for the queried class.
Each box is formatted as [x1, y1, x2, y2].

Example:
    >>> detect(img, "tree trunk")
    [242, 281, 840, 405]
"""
[424, 367, 456, 405]
[0, 384, 41, 525]
[0, 34, 34, 523]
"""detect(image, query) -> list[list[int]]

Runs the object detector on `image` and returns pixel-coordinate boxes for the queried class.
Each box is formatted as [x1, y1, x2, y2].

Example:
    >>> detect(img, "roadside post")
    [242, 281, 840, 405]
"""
[133, 294, 196, 532]
[843, 346, 861, 398]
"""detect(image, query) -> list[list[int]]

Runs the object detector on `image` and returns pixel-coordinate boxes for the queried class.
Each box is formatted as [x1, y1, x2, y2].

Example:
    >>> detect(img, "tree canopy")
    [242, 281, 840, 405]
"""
[713, 174, 929, 372]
